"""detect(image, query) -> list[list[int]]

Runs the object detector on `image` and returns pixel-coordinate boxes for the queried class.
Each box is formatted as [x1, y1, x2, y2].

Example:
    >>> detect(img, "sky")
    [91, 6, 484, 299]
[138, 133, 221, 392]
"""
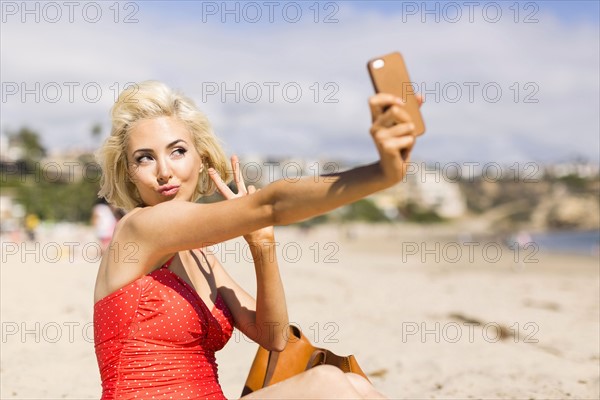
[1, 0, 599, 165]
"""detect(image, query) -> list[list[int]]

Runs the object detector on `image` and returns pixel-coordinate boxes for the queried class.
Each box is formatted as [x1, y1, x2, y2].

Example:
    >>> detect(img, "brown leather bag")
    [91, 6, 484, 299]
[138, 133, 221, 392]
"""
[241, 325, 369, 396]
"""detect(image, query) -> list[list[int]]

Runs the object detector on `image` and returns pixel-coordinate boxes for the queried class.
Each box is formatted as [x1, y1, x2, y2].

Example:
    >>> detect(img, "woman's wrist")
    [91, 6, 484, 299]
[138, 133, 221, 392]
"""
[243, 232, 275, 245]
[368, 161, 398, 189]
[246, 238, 276, 254]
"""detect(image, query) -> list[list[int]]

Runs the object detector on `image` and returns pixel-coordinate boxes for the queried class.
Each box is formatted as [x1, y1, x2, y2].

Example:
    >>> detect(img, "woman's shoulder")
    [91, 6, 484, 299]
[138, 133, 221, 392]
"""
[111, 207, 156, 241]
[107, 208, 139, 247]
[115, 207, 142, 226]
[95, 207, 172, 301]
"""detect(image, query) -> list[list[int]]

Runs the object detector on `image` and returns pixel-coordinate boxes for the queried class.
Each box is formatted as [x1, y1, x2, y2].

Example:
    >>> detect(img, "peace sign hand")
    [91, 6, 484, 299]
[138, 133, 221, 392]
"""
[208, 155, 275, 244]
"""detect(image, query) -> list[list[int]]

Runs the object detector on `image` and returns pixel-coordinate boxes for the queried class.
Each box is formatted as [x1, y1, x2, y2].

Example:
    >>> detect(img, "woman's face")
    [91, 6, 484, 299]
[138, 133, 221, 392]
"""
[126, 116, 203, 207]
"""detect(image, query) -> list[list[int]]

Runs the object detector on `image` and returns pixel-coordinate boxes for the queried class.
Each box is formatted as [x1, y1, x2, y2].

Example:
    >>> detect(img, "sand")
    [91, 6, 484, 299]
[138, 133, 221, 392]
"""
[1, 223, 598, 399]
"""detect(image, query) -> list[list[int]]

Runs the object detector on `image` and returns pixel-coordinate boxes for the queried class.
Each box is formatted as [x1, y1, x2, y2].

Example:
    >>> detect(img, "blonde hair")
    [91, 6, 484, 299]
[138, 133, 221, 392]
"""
[96, 80, 231, 211]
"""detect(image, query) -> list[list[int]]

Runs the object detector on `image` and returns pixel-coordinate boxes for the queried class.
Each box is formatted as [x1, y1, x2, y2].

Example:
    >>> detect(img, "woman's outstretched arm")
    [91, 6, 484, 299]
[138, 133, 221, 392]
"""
[123, 93, 417, 270]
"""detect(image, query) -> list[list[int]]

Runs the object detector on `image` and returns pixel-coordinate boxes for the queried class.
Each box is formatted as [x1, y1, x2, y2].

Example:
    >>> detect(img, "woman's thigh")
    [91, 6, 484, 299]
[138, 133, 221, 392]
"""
[241, 365, 384, 399]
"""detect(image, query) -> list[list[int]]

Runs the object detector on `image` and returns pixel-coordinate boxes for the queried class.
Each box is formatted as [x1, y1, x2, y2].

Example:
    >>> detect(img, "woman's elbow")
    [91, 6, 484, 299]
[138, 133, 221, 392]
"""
[261, 184, 287, 226]
[257, 326, 288, 352]
[263, 338, 287, 352]
[265, 203, 281, 227]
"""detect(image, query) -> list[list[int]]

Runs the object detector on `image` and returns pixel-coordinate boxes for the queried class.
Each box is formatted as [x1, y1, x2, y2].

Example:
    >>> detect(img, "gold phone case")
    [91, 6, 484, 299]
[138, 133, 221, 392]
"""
[367, 52, 425, 135]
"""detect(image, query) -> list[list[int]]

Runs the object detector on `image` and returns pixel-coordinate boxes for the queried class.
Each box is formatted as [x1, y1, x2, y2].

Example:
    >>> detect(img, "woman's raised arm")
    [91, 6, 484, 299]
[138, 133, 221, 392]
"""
[125, 93, 418, 267]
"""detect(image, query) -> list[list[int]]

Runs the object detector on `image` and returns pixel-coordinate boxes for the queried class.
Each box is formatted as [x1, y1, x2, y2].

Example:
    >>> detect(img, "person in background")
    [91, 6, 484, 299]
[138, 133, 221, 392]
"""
[24, 213, 40, 241]
[91, 197, 117, 254]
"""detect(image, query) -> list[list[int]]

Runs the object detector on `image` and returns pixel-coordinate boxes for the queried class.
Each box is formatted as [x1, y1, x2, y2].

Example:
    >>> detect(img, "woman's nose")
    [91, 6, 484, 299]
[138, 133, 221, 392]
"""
[157, 158, 172, 183]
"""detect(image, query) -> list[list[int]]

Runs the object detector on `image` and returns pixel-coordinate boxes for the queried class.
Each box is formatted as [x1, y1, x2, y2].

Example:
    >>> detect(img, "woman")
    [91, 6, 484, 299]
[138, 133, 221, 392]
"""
[93, 80, 420, 399]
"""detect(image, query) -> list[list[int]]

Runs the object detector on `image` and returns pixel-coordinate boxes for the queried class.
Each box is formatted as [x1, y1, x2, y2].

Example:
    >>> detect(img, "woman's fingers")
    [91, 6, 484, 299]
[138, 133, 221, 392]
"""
[231, 154, 247, 195]
[371, 121, 417, 169]
[369, 93, 423, 123]
[378, 136, 416, 164]
[376, 130, 416, 155]
[211, 155, 256, 201]
[389, 135, 416, 156]
[368, 93, 403, 122]
[415, 93, 424, 107]
[208, 168, 235, 199]
[372, 122, 416, 142]
[371, 105, 412, 130]
[369, 93, 418, 157]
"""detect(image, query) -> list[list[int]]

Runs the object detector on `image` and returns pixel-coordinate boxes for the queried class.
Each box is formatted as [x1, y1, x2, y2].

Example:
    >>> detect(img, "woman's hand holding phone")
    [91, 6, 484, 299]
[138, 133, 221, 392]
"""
[368, 93, 422, 185]
[367, 51, 425, 186]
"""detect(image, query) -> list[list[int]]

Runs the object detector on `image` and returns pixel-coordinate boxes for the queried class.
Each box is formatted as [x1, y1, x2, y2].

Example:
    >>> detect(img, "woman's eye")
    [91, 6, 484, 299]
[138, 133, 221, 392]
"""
[136, 154, 152, 163]
[172, 148, 187, 158]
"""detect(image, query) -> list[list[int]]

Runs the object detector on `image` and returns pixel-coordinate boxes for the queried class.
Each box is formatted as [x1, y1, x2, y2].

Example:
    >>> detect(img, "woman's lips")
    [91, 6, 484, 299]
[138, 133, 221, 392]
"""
[158, 185, 180, 196]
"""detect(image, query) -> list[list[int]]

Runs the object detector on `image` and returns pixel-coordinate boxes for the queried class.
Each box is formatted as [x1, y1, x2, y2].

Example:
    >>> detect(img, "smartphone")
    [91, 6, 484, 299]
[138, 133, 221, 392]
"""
[367, 52, 425, 135]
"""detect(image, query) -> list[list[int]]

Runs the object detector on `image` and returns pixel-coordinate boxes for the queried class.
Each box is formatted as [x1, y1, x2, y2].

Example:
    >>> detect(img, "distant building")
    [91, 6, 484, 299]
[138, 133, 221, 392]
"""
[545, 162, 600, 178]
[413, 176, 466, 218]
[373, 161, 467, 219]
[238, 155, 349, 187]
[39, 150, 89, 183]
[0, 133, 9, 161]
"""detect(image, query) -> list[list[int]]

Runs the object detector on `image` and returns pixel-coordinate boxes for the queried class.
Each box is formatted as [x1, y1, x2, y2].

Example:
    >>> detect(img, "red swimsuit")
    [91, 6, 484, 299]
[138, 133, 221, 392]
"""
[94, 259, 234, 400]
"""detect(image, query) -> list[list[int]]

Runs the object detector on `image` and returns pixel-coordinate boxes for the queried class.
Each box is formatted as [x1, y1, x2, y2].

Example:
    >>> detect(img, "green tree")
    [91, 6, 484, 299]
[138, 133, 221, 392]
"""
[15, 176, 99, 222]
[341, 199, 389, 222]
[9, 127, 46, 170]
[91, 123, 102, 148]
[399, 201, 445, 223]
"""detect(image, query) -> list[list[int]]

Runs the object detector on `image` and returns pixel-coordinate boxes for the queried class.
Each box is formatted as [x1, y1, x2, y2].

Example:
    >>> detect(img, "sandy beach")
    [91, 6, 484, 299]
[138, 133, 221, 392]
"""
[1, 223, 598, 399]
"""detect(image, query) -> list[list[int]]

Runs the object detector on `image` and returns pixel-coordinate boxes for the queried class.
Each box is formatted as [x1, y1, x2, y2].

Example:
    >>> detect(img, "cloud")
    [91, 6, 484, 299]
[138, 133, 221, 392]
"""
[1, 1, 598, 164]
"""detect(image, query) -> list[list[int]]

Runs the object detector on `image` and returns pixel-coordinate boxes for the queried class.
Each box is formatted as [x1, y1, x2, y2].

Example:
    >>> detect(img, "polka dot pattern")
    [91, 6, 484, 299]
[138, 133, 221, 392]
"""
[94, 260, 234, 400]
